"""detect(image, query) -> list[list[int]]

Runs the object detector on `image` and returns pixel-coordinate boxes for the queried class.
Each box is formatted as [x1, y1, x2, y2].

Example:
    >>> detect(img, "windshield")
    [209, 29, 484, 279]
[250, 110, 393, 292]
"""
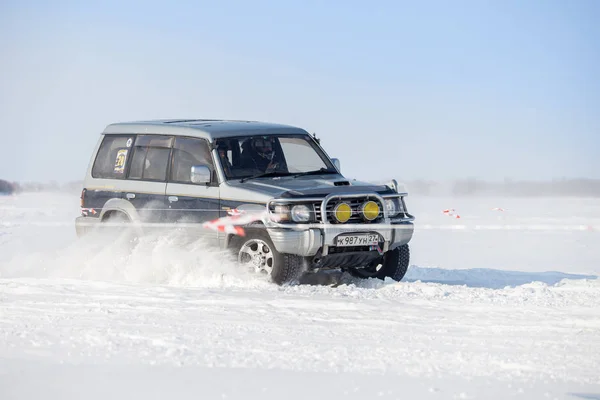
[214, 134, 336, 180]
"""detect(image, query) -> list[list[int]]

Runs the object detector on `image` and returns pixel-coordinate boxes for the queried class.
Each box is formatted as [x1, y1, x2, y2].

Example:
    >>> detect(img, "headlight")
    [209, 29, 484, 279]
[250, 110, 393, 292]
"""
[273, 205, 290, 221]
[384, 198, 401, 217]
[291, 204, 311, 222]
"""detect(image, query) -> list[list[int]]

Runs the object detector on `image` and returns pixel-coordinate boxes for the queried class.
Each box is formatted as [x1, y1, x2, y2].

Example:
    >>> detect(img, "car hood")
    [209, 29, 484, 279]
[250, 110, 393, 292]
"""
[225, 173, 397, 199]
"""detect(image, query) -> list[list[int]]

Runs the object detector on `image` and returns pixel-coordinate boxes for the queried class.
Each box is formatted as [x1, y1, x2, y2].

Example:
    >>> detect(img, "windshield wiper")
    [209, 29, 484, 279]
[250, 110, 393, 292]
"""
[240, 168, 337, 182]
[291, 168, 338, 179]
[239, 171, 292, 183]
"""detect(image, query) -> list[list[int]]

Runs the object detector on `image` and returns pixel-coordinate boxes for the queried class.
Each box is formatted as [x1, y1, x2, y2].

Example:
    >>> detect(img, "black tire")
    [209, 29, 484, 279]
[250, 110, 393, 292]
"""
[346, 258, 386, 280]
[103, 211, 129, 223]
[346, 244, 410, 282]
[381, 244, 410, 281]
[229, 227, 305, 285]
[101, 211, 138, 246]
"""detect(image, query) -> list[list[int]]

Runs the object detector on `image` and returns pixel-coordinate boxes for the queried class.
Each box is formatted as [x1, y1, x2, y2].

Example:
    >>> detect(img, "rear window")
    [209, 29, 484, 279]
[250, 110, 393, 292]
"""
[91, 135, 134, 179]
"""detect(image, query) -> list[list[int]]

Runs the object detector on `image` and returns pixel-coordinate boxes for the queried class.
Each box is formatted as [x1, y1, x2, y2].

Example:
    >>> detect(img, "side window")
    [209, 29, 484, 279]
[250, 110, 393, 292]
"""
[127, 135, 172, 182]
[170, 137, 214, 184]
[91, 135, 134, 179]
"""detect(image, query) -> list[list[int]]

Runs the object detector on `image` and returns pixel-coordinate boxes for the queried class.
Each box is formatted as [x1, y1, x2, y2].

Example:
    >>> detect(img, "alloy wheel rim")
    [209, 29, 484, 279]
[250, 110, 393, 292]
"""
[238, 239, 274, 275]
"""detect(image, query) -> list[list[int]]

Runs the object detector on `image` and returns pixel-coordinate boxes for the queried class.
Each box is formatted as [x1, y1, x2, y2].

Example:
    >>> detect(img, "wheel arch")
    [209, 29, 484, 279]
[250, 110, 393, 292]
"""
[225, 220, 266, 249]
[99, 198, 141, 223]
[223, 202, 269, 248]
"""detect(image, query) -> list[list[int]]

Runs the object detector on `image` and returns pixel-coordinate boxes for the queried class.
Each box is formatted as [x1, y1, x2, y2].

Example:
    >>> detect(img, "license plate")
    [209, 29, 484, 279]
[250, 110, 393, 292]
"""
[335, 233, 381, 247]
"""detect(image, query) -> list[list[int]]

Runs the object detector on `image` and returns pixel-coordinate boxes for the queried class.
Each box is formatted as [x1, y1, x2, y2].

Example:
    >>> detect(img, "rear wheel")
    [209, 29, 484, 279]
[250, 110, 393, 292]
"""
[100, 211, 138, 246]
[103, 211, 129, 224]
[229, 228, 305, 285]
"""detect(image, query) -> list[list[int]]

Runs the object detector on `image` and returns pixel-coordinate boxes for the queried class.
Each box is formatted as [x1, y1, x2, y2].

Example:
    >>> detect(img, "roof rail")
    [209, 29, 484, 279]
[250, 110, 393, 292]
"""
[162, 119, 217, 124]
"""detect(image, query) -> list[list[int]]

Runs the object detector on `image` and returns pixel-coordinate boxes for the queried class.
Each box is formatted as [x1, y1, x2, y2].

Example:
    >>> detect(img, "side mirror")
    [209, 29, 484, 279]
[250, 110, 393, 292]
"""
[190, 165, 211, 184]
[331, 158, 341, 172]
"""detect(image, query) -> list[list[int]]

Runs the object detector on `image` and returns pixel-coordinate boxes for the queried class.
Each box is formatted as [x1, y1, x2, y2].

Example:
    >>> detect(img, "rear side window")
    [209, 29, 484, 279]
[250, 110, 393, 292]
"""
[127, 135, 172, 182]
[91, 135, 134, 179]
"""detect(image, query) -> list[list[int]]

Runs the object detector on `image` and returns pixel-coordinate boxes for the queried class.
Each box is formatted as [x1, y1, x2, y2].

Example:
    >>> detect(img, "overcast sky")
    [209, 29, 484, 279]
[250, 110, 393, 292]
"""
[1, 0, 598, 184]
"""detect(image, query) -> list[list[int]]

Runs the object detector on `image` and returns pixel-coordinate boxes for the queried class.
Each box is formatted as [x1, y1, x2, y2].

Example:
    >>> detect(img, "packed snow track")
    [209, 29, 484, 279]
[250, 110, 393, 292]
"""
[1, 192, 599, 399]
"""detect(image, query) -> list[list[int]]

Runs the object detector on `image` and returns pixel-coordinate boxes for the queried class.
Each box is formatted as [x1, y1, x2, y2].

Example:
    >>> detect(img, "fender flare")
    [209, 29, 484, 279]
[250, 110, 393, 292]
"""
[224, 202, 268, 248]
[99, 198, 145, 236]
[99, 198, 141, 221]
[234, 203, 267, 214]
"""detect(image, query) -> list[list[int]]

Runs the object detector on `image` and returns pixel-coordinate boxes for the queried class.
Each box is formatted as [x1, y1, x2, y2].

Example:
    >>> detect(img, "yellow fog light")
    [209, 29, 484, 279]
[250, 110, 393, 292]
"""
[333, 202, 352, 223]
[361, 201, 380, 221]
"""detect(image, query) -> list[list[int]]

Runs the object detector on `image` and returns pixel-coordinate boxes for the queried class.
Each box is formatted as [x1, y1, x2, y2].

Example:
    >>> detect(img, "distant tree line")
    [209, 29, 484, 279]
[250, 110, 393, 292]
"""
[3, 178, 600, 197]
[0, 179, 18, 195]
[0, 180, 83, 194]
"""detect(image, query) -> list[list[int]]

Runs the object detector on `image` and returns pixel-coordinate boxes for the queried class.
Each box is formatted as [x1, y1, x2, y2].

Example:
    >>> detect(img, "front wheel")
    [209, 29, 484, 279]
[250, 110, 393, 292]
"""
[347, 244, 410, 282]
[382, 244, 410, 281]
[230, 228, 305, 285]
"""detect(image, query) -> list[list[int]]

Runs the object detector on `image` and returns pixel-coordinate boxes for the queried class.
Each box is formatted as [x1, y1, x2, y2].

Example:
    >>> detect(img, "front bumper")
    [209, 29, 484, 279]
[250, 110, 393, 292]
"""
[266, 190, 414, 257]
[267, 218, 414, 257]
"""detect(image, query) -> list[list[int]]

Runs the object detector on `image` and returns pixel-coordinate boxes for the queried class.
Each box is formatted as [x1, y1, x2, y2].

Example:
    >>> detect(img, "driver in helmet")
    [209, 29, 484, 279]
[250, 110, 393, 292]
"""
[216, 141, 232, 176]
[241, 136, 279, 172]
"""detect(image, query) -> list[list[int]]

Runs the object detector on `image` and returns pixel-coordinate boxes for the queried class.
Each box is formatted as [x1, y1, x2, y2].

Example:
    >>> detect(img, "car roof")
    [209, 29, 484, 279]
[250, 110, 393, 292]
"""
[101, 119, 310, 140]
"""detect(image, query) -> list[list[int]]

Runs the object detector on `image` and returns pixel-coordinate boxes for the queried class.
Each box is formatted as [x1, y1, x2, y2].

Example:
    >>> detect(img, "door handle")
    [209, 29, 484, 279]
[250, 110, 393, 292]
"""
[126, 193, 135, 199]
[168, 196, 178, 203]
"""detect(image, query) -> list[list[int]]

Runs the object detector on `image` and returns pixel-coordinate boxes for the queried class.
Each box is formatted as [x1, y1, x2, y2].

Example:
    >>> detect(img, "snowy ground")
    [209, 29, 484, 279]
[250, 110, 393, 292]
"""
[1, 192, 599, 400]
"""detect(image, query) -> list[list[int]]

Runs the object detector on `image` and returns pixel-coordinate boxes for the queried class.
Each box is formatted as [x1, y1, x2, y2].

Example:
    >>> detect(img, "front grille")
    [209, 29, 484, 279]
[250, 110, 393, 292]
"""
[318, 197, 384, 224]
[314, 203, 321, 220]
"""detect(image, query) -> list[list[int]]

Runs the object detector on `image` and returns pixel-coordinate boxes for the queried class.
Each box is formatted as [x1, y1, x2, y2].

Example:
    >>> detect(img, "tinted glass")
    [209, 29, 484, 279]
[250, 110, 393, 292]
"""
[214, 134, 334, 179]
[91, 135, 134, 179]
[128, 146, 170, 181]
[134, 135, 173, 148]
[170, 137, 214, 183]
[127, 147, 148, 180]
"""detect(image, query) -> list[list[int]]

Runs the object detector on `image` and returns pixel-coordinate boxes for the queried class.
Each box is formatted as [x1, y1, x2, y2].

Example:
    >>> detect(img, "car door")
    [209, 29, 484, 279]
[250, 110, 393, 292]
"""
[124, 135, 172, 223]
[165, 136, 220, 245]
